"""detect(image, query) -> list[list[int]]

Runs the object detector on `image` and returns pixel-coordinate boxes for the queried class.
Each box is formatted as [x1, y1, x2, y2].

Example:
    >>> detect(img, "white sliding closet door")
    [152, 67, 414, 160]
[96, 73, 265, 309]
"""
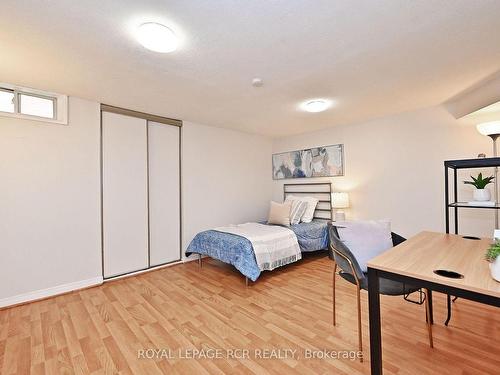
[102, 112, 149, 277]
[148, 121, 181, 266]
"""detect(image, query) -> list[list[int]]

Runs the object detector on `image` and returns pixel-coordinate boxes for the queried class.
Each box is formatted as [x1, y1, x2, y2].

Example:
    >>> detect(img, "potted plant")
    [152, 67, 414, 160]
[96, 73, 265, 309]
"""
[486, 241, 500, 282]
[464, 173, 495, 202]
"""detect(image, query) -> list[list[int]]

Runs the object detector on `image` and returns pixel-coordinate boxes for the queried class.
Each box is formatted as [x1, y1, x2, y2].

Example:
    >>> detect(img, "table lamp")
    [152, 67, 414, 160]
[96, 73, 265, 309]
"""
[332, 192, 349, 222]
[476, 121, 500, 228]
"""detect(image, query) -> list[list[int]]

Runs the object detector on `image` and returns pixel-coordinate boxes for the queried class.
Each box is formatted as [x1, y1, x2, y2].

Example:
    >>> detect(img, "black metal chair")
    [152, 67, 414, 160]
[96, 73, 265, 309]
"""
[328, 224, 433, 362]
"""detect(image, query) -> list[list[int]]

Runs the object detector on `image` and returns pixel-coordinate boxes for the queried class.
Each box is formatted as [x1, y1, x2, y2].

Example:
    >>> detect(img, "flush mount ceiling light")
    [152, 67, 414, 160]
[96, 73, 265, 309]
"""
[136, 22, 178, 53]
[300, 99, 332, 113]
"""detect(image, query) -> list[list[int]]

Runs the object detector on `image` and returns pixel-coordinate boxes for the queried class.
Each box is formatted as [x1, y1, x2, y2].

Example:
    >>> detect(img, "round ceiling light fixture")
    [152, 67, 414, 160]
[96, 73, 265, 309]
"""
[136, 22, 178, 53]
[301, 99, 332, 113]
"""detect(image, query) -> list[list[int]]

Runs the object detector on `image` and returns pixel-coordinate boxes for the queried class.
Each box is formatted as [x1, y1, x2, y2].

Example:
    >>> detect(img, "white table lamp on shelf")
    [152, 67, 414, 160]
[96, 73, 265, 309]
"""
[477, 121, 500, 229]
[332, 192, 349, 222]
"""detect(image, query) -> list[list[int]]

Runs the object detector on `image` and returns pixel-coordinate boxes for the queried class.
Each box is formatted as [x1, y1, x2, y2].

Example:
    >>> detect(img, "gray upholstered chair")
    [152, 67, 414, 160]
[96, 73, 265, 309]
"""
[328, 224, 433, 362]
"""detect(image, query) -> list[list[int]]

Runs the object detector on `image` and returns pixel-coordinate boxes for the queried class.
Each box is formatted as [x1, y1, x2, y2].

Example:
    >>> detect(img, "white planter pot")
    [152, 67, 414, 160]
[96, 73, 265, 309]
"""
[473, 188, 491, 202]
[490, 257, 500, 282]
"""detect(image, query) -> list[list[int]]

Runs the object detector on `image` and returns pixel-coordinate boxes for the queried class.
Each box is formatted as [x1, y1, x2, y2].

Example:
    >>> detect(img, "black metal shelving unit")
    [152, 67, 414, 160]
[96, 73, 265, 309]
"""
[443, 157, 500, 325]
[445, 157, 500, 234]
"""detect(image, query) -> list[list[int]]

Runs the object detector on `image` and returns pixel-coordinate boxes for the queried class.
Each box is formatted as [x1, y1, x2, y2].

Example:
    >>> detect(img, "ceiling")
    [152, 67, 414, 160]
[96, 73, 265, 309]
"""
[462, 101, 500, 125]
[1, 0, 499, 137]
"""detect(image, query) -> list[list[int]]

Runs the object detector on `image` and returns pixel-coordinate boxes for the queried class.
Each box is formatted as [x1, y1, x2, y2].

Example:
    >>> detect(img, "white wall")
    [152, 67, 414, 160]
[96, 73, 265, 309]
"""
[0, 103, 273, 304]
[272, 106, 495, 238]
[0, 97, 102, 304]
[182, 122, 273, 258]
[2, 97, 491, 305]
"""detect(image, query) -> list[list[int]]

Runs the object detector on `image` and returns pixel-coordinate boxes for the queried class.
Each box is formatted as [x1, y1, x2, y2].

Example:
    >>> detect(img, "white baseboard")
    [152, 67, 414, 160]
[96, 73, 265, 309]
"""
[104, 257, 202, 282]
[1, 257, 203, 309]
[104, 260, 184, 281]
[0, 276, 103, 309]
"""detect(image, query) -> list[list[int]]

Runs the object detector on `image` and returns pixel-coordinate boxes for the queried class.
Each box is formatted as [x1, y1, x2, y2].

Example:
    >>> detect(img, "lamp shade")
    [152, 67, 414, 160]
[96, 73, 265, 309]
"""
[332, 192, 349, 209]
[477, 121, 500, 136]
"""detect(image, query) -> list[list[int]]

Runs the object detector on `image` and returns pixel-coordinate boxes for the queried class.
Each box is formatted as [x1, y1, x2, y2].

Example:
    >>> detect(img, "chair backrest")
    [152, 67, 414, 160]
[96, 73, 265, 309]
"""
[328, 224, 406, 282]
[328, 225, 366, 282]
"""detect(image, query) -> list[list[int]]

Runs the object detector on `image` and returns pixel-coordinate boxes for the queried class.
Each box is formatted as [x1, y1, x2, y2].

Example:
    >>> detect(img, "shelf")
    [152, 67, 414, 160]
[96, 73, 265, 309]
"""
[448, 202, 500, 209]
[444, 157, 500, 169]
[445, 157, 500, 235]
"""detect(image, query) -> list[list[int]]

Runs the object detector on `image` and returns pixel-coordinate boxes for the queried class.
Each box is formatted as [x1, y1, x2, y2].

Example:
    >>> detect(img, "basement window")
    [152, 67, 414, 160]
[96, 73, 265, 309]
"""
[0, 88, 15, 113]
[0, 83, 68, 124]
[19, 93, 55, 119]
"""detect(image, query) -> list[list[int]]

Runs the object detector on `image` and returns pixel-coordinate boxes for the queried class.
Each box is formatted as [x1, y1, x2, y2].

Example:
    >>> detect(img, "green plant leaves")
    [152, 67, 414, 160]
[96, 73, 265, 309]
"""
[463, 173, 494, 189]
[486, 240, 500, 262]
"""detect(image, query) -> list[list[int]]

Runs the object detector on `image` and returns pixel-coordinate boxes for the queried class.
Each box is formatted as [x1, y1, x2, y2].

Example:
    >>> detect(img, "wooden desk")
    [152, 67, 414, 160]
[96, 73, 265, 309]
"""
[367, 231, 500, 375]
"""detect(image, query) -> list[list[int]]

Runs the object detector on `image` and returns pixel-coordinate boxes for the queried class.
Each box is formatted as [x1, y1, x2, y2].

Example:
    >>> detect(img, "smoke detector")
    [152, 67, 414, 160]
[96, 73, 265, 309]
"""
[252, 78, 263, 87]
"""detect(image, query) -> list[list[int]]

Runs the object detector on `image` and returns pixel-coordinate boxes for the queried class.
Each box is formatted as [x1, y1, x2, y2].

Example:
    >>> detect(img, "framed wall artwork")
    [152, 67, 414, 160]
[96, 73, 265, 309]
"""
[272, 144, 344, 180]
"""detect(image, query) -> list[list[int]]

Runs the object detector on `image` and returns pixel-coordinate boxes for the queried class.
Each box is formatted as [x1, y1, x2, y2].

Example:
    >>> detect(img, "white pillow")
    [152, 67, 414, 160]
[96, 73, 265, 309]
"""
[334, 220, 393, 272]
[267, 201, 292, 226]
[286, 195, 319, 223]
[289, 199, 308, 225]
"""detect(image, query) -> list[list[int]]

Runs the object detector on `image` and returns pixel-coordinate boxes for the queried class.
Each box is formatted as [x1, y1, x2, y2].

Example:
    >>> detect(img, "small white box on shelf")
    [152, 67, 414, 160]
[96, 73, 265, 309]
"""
[467, 201, 496, 207]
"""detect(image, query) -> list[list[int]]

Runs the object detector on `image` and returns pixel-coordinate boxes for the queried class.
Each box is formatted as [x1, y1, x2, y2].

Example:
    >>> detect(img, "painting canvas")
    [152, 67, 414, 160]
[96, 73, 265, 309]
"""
[272, 144, 343, 180]
[310, 144, 344, 177]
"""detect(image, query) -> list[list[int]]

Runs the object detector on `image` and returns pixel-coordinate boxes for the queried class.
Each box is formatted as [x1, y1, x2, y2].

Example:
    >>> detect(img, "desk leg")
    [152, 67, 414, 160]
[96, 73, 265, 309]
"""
[445, 294, 452, 326]
[427, 289, 434, 325]
[368, 267, 382, 375]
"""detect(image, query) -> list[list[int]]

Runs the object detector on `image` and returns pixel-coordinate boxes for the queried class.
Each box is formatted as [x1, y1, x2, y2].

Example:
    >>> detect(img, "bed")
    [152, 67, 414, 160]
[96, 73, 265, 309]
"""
[185, 182, 332, 283]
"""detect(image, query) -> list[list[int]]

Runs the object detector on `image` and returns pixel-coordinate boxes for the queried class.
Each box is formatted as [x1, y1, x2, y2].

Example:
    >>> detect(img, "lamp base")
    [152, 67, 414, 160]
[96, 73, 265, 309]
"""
[334, 211, 346, 222]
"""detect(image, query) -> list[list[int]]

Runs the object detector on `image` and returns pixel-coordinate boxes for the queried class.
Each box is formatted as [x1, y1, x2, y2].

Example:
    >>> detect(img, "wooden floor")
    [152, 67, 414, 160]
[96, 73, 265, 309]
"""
[1, 253, 500, 375]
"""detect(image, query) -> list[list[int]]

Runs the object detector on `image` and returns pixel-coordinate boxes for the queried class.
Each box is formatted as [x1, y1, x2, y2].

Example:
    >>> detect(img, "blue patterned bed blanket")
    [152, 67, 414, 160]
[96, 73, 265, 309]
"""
[185, 220, 329, 281]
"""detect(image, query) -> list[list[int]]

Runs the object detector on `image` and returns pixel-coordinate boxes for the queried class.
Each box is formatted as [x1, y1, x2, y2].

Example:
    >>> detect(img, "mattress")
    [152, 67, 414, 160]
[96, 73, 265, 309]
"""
[290, 220, 329, 252]
[185, 220, 329, 281]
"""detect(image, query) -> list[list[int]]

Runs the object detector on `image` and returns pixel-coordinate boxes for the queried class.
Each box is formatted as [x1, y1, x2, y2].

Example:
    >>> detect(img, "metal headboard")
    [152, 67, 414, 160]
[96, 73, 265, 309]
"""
[283, 182, 332, 221]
